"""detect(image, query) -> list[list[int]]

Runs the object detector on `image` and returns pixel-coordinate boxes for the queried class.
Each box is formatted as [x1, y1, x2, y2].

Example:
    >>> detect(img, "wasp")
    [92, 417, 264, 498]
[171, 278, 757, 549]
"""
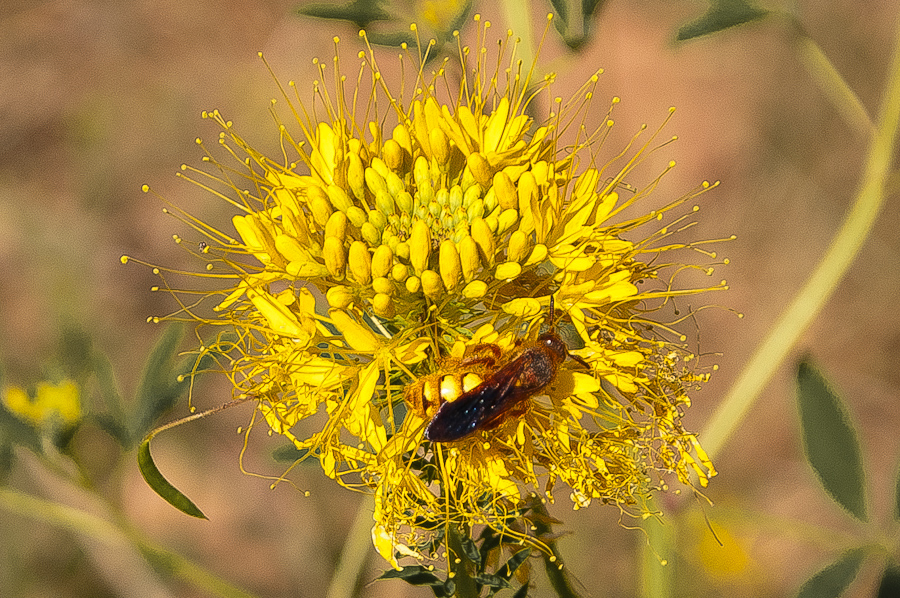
[408, 300, 588, 443]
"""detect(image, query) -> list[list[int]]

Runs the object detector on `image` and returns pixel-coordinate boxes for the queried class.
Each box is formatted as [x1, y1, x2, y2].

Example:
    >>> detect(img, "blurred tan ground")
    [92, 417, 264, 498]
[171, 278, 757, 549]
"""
[1, 0, 899, 596]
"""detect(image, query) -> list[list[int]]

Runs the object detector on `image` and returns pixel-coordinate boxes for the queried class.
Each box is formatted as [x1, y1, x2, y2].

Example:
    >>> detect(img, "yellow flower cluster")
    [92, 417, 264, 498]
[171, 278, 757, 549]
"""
[3, 380, 81, 428]
[129, 15, 726, 570]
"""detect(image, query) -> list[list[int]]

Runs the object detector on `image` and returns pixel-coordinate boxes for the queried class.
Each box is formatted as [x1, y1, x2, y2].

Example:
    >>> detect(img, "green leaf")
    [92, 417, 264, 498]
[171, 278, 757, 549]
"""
[498, 548, 531, 580]
[137, 436, 207, 519]
[130, 325, 219, 443]
[549, 0, 607, 49]
[271, 445, 315, 462]
[0, 401, 41, 454]
[461, 535, 481, 568]
[796, 549, 865, 598]
[296, 0, 390, 28]
[378, 565, 444, 587]
[131, 324, 185, 438]
[796, 359, 868, 521]
[474, 573, 511, 590]
[511, 583, 530, 598]
[878, 565, 900, 598]
[676, 0, 768, 41]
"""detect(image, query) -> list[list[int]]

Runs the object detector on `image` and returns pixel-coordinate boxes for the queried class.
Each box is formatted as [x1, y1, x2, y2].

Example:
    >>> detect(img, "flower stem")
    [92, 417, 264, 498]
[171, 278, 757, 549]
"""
[792, 23, 875, 138]
[701, 13, 900, 459]
[447, 525, 479, 598]
[0, 485, 257, 598]
[530, 499, 583, 598]
[325, 494, 374, 598]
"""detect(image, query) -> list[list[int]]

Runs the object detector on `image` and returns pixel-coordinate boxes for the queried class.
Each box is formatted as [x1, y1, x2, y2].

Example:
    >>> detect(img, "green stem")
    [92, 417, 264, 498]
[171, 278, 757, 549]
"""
[640, 499, 674, 598]
[0, 486, 257, 598]
[500, 0, 534, 70]
[447, 525, 479, 598]
[700, 13, 900, 459]
[792, 24, 875, 138]
[530, 499, 582, 598]
[325, 494, 374, 598]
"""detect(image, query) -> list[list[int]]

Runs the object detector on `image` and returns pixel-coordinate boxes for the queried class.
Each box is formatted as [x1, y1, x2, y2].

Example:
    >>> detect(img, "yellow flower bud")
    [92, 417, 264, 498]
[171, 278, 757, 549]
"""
[308, 186, 333, 227]
[497, 208, 519, 235]
[325, 211, 347, 240]
[507, 230, 530, 263]
[382, 172, 401, 199]
[326, 285, 354, 308]
[439, 240, 461, 291]
[375, 190, 395, 216]
[347, 153, 366, 200]
[494, 261, 522, 280]
[406, 275, 421, 294]
[392, 123, 413, 155]
[517, 171, 538, 212]
[470, 217, 495, 266]
[329, 309, 380, 352]
[348, 241, 372, 285]
[365, 167, 388, 196]
[361, 222, 380, 245]
[371, 245, 394, 279]
[458, 235, 481, 282]
[429, 127, 450, 166]
[396, 191, 414, 215]
[493, 171, 517, 210]
[395, 242, 410, 261]
[524, 243, 548, 266]
[326, 184, 353, 213]
[421, 269, 443, 299]
[391, 263, 409, 282]
[367, 209, 386, 230]
[383, 139, 404, 171]
[346, 205, 367, 228]
[467, 152, 492, 187]
[409, 219, 431, 275]
[373, 293, 395, 318]
[372, 276, 394, 295]
[462, 280, 487, 299]
[323, 236, 346, 278]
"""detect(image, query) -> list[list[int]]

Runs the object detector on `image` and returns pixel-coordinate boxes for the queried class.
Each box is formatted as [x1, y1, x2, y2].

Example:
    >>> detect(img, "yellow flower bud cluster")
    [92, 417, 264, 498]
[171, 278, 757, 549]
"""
[239, 87, 584, 319]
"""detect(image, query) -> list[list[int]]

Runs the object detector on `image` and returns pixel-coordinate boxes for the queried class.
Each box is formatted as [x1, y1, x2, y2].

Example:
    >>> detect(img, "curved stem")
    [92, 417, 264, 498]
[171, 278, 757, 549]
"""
[701, 14, 900, 458]
[0, 485, 257, 598]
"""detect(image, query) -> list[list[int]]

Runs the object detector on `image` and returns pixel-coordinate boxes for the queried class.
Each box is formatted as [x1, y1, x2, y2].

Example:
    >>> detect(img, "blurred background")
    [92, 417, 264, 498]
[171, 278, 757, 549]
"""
[1, 0, 898, 596]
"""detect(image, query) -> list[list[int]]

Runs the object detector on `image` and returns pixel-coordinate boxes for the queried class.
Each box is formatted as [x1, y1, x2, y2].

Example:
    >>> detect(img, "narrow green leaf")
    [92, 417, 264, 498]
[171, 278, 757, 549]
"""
[796, 359, 868, 521]
[473, 573, 511, 590]
[130, 325, 219, 442]
[498, 548, 531, 580]
[296, 0, 389, 27]
[137, 437, 207, 519]
[878, 565, 900, 598]
[461, 535, 481, 568]
[378, 565, 444, 587]
[796, 549, 865, 598]
[131, 324, 185, 438]
[549, 0, 607, 49]
[677, 0, 768, 41]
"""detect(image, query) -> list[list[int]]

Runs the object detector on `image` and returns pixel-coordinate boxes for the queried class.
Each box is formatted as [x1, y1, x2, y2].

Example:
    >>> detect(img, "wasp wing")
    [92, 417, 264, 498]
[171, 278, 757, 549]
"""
[424, 350, 554, 442]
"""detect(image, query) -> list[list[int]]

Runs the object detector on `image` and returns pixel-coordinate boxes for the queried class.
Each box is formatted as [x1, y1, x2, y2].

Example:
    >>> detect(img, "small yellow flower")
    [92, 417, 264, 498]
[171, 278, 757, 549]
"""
[129, 14, 727, 572]
[3, 380, 81, 428]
